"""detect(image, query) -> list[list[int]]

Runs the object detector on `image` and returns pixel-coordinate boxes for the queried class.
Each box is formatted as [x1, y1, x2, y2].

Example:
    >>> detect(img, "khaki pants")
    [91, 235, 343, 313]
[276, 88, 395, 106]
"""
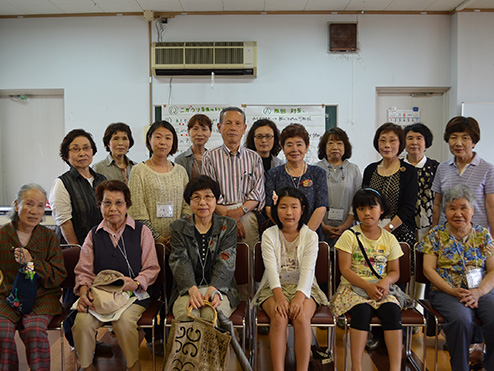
[72, 304, 146, 368]
[172, 287, 234, 322]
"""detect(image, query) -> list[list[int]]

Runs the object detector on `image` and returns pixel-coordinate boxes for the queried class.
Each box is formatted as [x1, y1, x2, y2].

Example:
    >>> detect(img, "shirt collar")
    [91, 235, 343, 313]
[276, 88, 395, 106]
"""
[96, 214, 135, 234]
[404, 155, 427, 168]
[448, 152, 479, 167]
[221, 143, 243, 156]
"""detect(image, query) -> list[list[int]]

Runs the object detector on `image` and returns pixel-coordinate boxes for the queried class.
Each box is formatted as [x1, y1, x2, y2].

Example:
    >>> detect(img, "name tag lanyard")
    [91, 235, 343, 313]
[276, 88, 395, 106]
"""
[451, 232, 482, 288]
[285, 163, 306, 190]
[109, 231, 136, 279]
[327, 164, 345, 220]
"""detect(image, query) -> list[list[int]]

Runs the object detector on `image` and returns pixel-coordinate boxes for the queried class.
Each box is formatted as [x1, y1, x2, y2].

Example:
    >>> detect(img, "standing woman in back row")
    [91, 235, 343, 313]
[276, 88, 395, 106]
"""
[128, 121, 190, 251]
[175, 114, 212, 180]
[265, 124, 329, 239]
[363, 122, 417, 248]
[93, 122, 136, 184]
[315, 127, 362, 247]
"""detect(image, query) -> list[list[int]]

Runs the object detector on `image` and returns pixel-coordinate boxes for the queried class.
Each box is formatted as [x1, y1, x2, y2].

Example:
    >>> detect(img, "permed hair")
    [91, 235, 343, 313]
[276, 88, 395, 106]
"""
[59, 129, 97, 166]
[442, 184, 476, 211]
[404, 123, 434, 149]
[95, 180, 132, 208]
[317, 127, 353, 161]
[183, 175, 221, 205]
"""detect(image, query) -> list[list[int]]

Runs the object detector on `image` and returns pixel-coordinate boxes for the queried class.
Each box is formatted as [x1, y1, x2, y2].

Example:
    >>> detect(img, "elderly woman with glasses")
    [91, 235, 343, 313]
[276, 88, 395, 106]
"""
[72, 180, 159, 371]
[168, 175, 239, 321]
[418, 184, 494, 371]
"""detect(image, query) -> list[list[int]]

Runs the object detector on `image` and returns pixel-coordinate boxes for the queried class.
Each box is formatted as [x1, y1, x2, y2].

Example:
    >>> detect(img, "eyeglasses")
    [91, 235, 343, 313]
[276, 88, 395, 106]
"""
[69, 145, 92, 153]
[254, 134, 274, 140]
[101, 200, 126, 208]
[190, 194, 216, 203]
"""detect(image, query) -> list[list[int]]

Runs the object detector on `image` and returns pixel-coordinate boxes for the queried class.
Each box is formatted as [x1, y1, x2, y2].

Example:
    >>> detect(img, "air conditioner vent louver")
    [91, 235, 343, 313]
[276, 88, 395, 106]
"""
[185, 48, 213, 64]
[152, 41, 257, 77]
[155, 48, 183, 65]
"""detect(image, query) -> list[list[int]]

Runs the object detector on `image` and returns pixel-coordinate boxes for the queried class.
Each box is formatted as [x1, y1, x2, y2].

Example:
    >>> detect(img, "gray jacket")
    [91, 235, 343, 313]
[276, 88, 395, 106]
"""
[93, 153, 136, 183]
[168, 214, 240, 310]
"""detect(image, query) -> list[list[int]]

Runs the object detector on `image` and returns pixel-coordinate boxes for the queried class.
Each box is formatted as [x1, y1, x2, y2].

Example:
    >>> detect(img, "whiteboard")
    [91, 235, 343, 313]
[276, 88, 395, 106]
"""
[461, 102, 494, 162]
[160, 104, 327, 164]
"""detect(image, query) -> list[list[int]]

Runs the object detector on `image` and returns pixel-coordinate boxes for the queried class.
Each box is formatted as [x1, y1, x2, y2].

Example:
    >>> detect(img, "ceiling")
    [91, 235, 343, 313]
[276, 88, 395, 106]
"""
[0, 0, 493, 17]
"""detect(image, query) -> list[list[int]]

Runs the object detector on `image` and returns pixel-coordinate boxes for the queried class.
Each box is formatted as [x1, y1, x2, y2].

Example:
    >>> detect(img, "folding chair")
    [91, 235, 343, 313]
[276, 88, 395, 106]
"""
[252, 241, 336, 371]
[47, 244, 81, 371]
[336, 242, 427, 371]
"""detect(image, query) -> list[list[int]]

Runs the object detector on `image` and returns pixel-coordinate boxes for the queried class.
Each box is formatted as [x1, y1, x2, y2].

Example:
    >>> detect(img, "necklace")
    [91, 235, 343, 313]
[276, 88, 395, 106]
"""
[379, 159, 400, 177]
[285, 162, 307, 189]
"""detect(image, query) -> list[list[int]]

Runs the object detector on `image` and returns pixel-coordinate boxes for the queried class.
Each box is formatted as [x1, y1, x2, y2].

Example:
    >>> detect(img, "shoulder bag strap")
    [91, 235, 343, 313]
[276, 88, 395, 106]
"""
[350, 228, 382, 280]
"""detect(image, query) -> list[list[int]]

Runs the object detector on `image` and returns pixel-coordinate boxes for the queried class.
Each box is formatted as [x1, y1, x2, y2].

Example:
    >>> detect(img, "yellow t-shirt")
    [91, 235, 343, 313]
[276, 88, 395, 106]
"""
[335, 225, 403, 285]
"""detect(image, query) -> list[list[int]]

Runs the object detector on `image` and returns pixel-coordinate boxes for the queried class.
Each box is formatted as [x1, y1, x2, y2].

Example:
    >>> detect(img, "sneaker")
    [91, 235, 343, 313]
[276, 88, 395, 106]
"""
[365, 337, 381, 351]
[336, 318, 346, 329]
[95, 340, 113, 356]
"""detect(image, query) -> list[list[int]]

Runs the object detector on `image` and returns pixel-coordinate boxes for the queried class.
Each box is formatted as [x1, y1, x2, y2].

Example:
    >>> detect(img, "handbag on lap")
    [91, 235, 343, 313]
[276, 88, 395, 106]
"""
[164, 301, 231, 371]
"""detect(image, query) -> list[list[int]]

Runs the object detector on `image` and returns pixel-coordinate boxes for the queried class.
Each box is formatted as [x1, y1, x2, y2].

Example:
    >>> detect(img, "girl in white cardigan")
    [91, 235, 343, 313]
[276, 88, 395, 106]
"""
[254, 187, 328, 371]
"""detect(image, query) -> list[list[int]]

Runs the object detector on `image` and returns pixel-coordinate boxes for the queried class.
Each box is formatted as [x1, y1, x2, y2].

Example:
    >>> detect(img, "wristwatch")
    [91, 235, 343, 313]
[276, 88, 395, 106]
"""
[388, 224, 395, 231]
[241, 205, 249, 214]
[134, 280, 141, 288]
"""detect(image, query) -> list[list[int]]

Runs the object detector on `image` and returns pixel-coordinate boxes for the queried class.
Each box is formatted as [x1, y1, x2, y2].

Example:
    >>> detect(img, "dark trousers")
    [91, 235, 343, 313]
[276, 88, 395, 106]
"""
[431, 290, 494, 371]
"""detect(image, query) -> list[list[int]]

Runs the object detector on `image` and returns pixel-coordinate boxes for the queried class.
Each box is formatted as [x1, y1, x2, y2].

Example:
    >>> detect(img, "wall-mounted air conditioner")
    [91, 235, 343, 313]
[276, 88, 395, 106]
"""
[152, 41, 257, 77]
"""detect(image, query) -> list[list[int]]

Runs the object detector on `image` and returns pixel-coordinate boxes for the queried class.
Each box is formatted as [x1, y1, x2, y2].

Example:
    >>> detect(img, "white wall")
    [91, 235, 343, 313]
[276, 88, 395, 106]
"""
[1, 12, 489, 179]
[455, 13, 494, 107]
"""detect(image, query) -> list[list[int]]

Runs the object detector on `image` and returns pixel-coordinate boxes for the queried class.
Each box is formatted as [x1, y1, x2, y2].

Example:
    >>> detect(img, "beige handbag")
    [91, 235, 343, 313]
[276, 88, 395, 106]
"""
[90, 269, 129, 314]
[164, 301, 231, 371]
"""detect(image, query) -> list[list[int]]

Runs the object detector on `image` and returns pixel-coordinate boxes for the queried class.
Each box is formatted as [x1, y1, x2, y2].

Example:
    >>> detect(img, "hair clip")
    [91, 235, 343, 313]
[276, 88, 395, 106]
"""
[272, 190, 278, 206]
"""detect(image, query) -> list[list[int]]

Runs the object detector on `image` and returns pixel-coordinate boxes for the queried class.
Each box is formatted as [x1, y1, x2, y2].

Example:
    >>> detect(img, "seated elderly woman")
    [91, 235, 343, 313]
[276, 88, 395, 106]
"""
[418, 184, 494, 371]
[0, 183, 66, 370]
[72, 180, 159, 371]
[169, 175, 240, 321]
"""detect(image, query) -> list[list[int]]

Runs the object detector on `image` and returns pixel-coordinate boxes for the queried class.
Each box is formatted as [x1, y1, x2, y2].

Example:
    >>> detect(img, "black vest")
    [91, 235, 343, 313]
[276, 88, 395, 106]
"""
[58, 166, 106, 245]
[92, 222, 143, 277]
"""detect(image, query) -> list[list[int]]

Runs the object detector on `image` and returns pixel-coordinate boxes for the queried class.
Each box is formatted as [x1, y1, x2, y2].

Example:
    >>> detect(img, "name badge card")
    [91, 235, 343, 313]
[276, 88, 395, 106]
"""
[134, 291, 151, 301]
[327, 208, 344, 221]
[465, 267, 483, 289]
[157, 203, 174, 218]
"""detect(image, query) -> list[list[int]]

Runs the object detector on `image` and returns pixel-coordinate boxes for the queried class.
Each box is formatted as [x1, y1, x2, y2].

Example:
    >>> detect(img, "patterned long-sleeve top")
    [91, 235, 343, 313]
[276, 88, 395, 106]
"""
[0, 222, 66, 322]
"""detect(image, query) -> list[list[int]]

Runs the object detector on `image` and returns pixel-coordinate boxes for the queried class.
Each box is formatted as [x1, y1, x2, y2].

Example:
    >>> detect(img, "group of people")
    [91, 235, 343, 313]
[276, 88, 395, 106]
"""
[0, 106, 493, 371]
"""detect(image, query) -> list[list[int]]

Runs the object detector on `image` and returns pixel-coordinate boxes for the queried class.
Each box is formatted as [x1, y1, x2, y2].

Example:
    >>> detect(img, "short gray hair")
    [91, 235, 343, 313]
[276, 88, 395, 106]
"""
[219, 106, 246, 124]
[442, 184, 476, 211]
[8, 183, 48, 222]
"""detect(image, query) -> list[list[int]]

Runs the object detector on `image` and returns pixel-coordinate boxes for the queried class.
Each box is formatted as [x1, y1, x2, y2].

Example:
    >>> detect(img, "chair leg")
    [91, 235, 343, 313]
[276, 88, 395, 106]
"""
[342, 317, 348, 371]
[151, 320, 156, 371]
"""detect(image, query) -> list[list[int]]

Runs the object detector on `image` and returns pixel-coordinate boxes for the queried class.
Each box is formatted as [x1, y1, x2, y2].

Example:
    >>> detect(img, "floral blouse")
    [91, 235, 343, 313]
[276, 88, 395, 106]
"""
[417, 223, 494, 291]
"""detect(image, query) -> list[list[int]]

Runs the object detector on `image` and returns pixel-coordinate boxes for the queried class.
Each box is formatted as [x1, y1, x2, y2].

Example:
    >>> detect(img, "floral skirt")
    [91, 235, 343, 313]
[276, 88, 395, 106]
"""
[330, 283, 401, 318]
[255, 279, 329, 308]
